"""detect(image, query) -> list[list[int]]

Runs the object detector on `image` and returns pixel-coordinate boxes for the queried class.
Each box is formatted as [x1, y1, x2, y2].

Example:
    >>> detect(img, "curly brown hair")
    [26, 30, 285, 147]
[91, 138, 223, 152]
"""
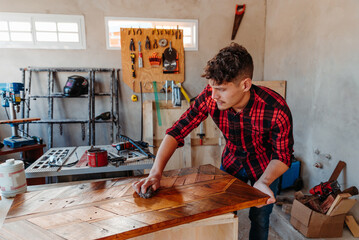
[202, 43, 253, 85]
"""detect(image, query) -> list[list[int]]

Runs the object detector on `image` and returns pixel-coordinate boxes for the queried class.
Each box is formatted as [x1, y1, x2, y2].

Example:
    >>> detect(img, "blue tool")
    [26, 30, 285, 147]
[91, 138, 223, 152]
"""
[0, 83, 38, 148]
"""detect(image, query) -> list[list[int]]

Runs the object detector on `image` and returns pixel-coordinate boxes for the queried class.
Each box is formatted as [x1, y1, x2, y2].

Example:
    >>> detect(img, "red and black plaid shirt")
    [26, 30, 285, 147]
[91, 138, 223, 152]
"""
[166, 84, 294, 181]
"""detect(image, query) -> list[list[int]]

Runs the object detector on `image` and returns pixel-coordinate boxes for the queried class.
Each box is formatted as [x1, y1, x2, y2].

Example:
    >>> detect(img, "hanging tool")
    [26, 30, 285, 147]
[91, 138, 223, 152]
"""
[165, 80, 171, 103]
[149, 52, 161, 67]
[131, 65, 136, 78]
[128, 27, 135, 35]
[171, 81, 181, 107]
[197, 123, 205, 145]
[153, 39, 158, 49]
[136, 28, 142, 35]
[231, 4, 246, 40]
[130, 53, 136, 78]
[159, 38, 168, 47]
[130, 38, 135, 51]
[130, 53, 136, 64]
[138, 41, 143, 68]
[163, 41, 179, 74]
[145, 36, 151, 50]
[153, 81, 162, 126]
[175, 82, 190, 103]
[152, 27, 159, 35]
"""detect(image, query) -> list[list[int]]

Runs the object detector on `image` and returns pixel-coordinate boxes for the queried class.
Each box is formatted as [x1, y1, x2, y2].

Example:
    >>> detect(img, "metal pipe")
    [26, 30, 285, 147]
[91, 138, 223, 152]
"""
[92, 71, 96, 145]
[88, 71, 92, 146]
[9, 101, 19, 137]
[23, 67, 115, 72]
[26, 70, 32, 135]
[110, 70, 114, 143]
[47, 71, 53, 148]
[20, 69, 25, 136]
[116, 69, 121, 141]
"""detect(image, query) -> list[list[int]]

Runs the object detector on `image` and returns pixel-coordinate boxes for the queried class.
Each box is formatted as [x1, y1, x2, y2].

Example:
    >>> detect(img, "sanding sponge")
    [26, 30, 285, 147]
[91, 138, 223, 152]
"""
[138, 186, 157, 199]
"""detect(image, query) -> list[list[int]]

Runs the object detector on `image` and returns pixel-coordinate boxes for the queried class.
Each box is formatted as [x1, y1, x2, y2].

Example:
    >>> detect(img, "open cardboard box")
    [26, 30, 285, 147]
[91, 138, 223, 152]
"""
[290, 198, 357, 238]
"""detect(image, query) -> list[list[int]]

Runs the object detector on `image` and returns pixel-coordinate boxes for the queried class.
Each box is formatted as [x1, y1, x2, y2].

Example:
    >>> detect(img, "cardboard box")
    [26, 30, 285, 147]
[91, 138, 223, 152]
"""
[290, 199, 356, 238]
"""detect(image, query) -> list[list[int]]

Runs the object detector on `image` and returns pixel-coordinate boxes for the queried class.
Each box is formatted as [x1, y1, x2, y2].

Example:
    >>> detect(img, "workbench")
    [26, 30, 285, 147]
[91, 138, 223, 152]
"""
[0, 143, 45, 162]
[25, 145, 154, 179]
[0, 164, 268, 240]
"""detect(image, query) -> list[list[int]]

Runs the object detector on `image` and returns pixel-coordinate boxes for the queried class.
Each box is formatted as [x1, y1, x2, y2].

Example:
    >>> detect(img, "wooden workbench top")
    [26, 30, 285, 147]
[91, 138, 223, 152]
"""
[0, 164, 268, 240]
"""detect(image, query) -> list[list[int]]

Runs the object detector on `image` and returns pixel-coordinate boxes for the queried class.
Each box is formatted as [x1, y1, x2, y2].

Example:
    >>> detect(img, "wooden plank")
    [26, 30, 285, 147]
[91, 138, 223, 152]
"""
[345, 215, 359, 237]
[128, 213, 238, 240]
[326, 193, 351, 216]
[0, 118, 40, 124]
[252, 80, 286, 99]
[329, 199, 356, 216]
[329, 160, 346, 181]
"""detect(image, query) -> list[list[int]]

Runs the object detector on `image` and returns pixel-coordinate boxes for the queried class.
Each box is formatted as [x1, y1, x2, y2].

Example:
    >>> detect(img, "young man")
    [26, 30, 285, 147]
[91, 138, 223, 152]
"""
[133, 43, 294, 240]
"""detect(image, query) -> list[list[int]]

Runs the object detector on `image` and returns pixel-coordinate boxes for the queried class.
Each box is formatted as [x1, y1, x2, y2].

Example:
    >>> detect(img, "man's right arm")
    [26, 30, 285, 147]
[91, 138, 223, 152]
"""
[132, 85, 212, 194]
[132, 134, 179, 194]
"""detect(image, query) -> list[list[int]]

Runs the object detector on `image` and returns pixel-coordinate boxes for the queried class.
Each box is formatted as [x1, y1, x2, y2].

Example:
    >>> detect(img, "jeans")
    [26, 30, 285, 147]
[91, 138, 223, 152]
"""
[220, 165, 279, 240]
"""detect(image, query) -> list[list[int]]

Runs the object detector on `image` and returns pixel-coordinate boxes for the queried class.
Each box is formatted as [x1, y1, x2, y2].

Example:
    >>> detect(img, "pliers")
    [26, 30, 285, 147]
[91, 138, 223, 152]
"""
[153, 39, 158, 49]
[130, 38, 135, 51]
[145, 36, 151, 50]
[136, 28, 142, 35]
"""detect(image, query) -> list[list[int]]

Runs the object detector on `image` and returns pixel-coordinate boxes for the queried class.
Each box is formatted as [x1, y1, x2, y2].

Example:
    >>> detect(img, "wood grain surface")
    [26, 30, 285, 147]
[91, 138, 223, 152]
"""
[0, 164, 268, 240]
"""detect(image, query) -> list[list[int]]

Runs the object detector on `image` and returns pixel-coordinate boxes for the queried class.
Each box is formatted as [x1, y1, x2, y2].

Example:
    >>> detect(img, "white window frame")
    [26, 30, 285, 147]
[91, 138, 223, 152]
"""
[105, 17, 198, 51]
[0, 12, 86, 49]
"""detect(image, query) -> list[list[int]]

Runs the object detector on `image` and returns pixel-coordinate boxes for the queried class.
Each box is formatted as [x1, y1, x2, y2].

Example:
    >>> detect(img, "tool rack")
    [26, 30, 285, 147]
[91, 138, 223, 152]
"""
[19, 67, 121, 148]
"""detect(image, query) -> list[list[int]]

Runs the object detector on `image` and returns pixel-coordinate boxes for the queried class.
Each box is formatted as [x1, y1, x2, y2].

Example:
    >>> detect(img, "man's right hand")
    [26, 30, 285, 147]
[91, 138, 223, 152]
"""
[132, 173, 161, 194]
[132, 135, 179, 194]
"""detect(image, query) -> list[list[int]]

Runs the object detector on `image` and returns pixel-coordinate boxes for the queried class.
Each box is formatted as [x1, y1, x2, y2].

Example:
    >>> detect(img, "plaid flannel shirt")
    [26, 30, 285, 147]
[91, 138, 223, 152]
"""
[166, 84, 294, 181]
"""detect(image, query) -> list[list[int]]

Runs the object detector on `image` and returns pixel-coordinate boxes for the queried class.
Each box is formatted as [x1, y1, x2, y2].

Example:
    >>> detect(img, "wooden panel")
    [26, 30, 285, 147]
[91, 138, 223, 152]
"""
[129, 213, 238, 240]
[1, 164, 268, 240]
[345, 215, 359, 237]
[143, 100, 191, 171]
[121, 28, 184, 93]
[252, 80, 286, 99]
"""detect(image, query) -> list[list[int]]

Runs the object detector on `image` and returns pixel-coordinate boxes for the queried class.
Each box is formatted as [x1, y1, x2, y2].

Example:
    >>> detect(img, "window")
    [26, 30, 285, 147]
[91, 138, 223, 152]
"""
[0, 12, 86, 49]
[105, 17, 198, 51]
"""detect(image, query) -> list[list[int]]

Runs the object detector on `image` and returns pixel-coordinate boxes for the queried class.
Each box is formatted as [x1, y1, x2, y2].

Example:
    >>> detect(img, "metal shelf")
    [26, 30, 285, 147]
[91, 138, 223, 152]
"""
[30, 92, 111, 98]
[21, 67, 121, 148]
[29, 119, 113, 124]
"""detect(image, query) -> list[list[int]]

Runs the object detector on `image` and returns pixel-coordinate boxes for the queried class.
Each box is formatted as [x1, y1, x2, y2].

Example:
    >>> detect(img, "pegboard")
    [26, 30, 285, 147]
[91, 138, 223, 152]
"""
[120, 28, 184, 93]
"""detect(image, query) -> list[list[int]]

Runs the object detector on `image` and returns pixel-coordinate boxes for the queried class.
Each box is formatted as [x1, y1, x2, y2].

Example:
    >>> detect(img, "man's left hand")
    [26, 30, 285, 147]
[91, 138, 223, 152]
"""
[253, 180, 276, 208]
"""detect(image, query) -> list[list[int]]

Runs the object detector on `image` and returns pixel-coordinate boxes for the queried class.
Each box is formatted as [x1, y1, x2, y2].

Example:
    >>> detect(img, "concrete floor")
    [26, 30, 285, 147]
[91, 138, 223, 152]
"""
[236, 191, 356, 240]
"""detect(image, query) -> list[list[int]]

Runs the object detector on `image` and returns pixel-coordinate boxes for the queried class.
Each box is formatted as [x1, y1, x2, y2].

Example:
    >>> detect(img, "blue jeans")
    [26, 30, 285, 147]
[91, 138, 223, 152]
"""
[221, 166, 279, 240]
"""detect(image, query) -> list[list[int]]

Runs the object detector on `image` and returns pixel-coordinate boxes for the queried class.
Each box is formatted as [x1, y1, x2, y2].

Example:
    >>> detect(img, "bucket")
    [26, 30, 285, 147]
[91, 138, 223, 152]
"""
[87, 148, 108, 167]
[0, 159, 27, 198]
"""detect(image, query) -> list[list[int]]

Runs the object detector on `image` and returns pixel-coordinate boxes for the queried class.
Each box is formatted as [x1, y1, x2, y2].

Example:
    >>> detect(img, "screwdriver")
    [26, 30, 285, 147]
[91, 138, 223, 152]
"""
[138, 41, 143, 68]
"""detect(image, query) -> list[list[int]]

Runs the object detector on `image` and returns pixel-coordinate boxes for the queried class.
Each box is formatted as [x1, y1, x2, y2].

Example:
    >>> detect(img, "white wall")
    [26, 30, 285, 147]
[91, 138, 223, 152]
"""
[0, 0, 266, 154]
[264, 0, 359, 214]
